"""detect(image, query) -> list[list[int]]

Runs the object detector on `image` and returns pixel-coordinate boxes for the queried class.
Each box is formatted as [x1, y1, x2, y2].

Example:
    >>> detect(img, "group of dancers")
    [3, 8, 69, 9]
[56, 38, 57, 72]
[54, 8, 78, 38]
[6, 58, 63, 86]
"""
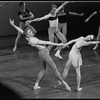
[9, 1, 100, 92]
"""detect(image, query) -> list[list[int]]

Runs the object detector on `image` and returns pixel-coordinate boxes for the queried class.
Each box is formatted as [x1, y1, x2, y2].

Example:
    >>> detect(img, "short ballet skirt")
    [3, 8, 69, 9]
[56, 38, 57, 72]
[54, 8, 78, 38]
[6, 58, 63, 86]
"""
[69, 50, 82, 68]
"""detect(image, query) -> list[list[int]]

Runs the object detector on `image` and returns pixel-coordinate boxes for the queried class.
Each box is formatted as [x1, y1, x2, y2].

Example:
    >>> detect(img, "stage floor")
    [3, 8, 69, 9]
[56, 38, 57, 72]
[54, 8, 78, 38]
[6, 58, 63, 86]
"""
[0, 45, 100, 99]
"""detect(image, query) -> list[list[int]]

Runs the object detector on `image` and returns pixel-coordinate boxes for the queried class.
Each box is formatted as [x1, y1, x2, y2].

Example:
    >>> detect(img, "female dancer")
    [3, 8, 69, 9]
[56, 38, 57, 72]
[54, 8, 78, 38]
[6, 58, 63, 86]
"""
[9, 19, 71, 91]
[54, 6, 84, 50]
[27, 1, 72, 59]
[58, 35, 100, 91]
[13, 2, 36, 52]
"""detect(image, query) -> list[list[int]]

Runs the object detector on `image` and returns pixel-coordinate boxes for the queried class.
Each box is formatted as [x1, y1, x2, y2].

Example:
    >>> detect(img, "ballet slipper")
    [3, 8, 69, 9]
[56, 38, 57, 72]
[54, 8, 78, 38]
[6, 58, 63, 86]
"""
[55, 53, 62, 59]
[13, 47, 17, 52]
[77, 87, 82, 91]
[65, 85, 71, 91]
[63, 81, 71, 91]
[93, 45, 98, 50]
[34, 85, 41, 90]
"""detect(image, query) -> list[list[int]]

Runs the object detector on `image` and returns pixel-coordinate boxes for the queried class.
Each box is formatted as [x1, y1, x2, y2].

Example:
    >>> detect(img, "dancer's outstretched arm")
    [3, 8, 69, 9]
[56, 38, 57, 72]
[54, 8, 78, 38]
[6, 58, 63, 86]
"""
[69, 11, 84, 16]
[38, 40, 63, 46]
[29, 38, 63, 46]
[81, 41, 100, 46]
[85, 11, 97, 22]
[63, 39, 78, 48]
[27, 14, 50, 23]
[9, 19, 24, 34]
[57, 1, 71, 12]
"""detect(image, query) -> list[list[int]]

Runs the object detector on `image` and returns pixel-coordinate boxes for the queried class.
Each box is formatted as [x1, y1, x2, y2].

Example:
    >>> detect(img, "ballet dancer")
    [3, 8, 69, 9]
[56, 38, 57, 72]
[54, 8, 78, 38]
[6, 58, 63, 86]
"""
[27, 1, 73, 59]
[54, 5, 84, 50]
[58, 35, 100, 91]
[85, 10, 100, 50]
[9, 19, 71, 91]
[13, 2, 36, 52]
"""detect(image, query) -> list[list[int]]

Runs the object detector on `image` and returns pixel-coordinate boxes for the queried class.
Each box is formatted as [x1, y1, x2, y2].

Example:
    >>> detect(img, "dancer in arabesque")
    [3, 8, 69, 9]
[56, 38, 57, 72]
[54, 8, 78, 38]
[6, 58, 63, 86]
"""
[9, 19, 71, 91]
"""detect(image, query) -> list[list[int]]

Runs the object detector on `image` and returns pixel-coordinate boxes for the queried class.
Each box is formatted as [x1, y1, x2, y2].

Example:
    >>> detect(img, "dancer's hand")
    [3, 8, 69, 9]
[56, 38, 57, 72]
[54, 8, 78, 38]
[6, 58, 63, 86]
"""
[85, 18, 89, 22]
[62, 44, 68, 49]
[58, 43, 64, 46]
[80, 12, 84, 16]
[26, 20, 32, 24]
[9, 19, 14, 25]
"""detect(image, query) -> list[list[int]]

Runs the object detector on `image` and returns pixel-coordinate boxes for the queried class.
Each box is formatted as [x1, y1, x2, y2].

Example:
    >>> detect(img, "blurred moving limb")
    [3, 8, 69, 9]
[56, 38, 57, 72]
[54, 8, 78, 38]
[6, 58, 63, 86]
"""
[85, 11, 97, 22]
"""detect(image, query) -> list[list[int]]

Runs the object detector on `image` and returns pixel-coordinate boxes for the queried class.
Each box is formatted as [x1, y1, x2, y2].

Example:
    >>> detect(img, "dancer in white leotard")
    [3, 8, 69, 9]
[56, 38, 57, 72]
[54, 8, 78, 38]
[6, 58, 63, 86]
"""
[9, 19, 71, 91]
[58, 35, 100, 91]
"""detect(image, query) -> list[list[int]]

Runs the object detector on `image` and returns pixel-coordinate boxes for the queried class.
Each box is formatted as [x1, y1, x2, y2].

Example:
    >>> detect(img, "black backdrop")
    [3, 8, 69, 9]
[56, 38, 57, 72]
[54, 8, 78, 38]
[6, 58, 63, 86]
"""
[0, 1, 100, 44]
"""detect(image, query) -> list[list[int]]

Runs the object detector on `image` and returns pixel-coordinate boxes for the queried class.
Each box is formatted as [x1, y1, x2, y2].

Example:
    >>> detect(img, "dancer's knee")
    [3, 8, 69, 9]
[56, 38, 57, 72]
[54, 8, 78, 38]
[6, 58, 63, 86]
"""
[62, 38, 67, 43]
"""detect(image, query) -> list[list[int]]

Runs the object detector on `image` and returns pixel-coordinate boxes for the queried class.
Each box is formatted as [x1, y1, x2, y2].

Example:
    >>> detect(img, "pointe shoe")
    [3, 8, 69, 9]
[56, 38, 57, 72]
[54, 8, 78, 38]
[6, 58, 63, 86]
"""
[77, 87, 82, 92]
[55, 53, 62, 59]
[93, 46, 98, 50]
[34, 85, 41, 90]
[63, 82, 71, 91]
[66, 86, 71, 91]
[13, 47, 16, 52]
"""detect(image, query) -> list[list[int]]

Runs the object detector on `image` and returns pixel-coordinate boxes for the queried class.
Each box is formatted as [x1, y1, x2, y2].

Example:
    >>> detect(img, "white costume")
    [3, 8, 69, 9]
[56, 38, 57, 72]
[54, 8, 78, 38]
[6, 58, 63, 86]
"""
[69, 37, 84, 67]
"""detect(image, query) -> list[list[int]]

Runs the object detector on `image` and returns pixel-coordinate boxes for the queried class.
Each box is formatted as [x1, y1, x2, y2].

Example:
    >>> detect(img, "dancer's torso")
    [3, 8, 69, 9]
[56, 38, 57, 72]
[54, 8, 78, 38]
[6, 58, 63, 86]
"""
[58, 12, 67, 23]
[47, 13, 58, 27]
[18, 9, 31, 22]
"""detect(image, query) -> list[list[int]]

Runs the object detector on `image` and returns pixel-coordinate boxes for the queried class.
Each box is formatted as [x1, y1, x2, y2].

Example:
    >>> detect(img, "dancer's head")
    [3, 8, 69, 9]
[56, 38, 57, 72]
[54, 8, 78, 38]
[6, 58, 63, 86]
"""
[85, 35, 94, 41]
[24, 28, 34, 38]
[50, 4, 57, 15]
[19, 2, 26, 10]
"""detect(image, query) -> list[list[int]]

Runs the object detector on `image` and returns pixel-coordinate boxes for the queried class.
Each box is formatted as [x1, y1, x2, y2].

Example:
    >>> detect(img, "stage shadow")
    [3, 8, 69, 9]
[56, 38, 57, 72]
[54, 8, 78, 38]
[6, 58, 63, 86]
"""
[0, 83, 21, 99]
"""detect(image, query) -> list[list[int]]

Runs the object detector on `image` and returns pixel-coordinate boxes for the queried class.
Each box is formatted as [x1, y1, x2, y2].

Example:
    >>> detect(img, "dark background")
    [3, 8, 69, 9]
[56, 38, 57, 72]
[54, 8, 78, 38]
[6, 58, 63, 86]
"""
[0, 1, 100, 47]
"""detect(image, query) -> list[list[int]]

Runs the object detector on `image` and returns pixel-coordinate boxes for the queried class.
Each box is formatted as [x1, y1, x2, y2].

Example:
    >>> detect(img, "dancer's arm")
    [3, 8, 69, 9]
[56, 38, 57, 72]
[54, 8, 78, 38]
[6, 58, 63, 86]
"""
[26, 14, 50, 23]
[69, 11, 84, 16]
[28, 37, 63, 46]
[82, 41, 100, 46]
[28, 12, 34, 19]
[38, 40, 63, 46]
[19, 12, 34, 21]
[56, 1, 71, 13]
[85, 11, 97, 22]
[9, 19, 24, 34]
[63, 39, 78, 48]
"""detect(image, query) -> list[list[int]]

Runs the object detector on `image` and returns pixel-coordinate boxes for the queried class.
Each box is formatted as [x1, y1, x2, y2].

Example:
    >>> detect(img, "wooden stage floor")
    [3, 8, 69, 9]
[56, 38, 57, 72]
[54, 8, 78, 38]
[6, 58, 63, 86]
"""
[0, 45, 100, 99]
